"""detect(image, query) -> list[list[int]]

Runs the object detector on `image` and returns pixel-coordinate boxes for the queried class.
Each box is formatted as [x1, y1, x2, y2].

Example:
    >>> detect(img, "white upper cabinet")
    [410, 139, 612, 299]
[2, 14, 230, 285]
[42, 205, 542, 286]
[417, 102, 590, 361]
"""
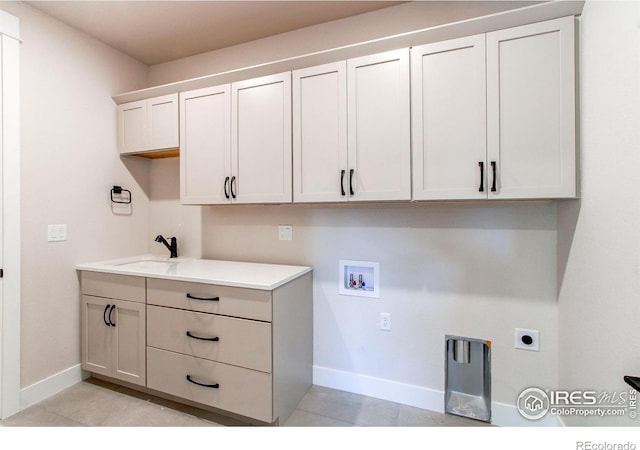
[411, 35, 487, 200]
[232, 72, 292, 204]
[411, 16, 576, 200]
[293, 62, 348, 203]
[486, 16, 576, 199]
[347, 49, 411, 202]
[180, 85, 231, 204]
[118, 93, 179, 155]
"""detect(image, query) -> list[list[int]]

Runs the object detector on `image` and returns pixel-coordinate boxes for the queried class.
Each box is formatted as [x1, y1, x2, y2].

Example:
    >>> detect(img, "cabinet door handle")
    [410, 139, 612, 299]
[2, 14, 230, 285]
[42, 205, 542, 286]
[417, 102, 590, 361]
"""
[108, 304, 116, 327]
[224, 176, 230, 199]
[186, 374, 219, 389]
[349, 169, 355, 196]
[103, 304, 112, 327]
[340, 170, 346, 196]
[186, 331, 220, 342]
[186, 293, 220, 302]
[478, 162, 485, 192]
[230, 176, 237, 199]
[490, 161, 497, 192]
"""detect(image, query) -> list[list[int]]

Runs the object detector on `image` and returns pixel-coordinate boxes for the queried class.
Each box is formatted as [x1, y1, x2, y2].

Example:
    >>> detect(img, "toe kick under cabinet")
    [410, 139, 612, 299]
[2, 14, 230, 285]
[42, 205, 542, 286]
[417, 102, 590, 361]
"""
[78, 259, 313, 425]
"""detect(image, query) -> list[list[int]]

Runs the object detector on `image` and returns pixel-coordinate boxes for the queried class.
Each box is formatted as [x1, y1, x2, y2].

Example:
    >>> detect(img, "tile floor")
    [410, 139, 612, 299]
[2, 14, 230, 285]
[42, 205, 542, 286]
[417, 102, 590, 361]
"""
[0, 377, 488, 427]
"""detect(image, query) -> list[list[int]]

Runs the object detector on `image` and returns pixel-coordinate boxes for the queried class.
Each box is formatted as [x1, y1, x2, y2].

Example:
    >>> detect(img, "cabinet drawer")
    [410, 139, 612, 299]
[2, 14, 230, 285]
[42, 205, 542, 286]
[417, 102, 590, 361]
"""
[80, 272, 145, 303]
[147, 347, 272, 423]
[147, 278, 271, 321]
[147, 305, 271, 372]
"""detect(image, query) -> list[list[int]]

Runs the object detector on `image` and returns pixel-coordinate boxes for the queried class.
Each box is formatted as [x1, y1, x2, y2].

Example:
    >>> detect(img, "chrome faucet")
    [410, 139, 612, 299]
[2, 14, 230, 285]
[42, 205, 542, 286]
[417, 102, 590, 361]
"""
[155, 235, 178, 258]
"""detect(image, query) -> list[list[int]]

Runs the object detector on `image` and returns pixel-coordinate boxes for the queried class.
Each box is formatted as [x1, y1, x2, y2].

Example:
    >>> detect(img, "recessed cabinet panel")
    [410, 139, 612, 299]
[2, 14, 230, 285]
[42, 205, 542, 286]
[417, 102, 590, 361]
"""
[82, 296, 112, 376]
[411, 35, 487, 200]
[180, 86, 231, 204]
[146, 277, 272, 322]
[147, 305, 272, 372]
[119, 101, 146, 154]
[147, 347, 273, 423]
[112, 300, 146, 385]
[148, 95, 180, 151]
[232, 72, 292, 204]
[81, 271, 145, 303]
[347, 49, 411, 201]
[293, 62, 348, 203]
[487, 16, 576, 198]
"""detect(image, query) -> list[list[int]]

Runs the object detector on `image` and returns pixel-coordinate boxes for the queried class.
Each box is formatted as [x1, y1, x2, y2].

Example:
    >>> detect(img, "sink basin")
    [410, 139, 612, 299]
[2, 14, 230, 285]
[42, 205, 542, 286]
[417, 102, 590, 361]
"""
[114, 260, 178, 270]
[110, 255, 187, 271]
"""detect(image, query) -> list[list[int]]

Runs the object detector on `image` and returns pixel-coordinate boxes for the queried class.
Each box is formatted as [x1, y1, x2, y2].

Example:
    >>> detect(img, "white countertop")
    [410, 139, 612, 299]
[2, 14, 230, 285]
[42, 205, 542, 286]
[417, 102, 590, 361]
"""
[76, 254, 312, 290]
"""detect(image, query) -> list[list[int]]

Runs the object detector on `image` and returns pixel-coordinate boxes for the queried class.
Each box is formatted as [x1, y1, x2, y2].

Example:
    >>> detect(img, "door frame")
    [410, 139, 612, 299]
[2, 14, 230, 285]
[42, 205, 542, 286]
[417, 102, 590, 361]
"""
[0, 9, 21, 419]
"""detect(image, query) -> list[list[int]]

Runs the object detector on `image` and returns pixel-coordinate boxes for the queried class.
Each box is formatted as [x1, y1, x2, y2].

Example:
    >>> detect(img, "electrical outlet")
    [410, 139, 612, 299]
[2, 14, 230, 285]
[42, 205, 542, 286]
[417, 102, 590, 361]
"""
[380, 313, 391, 331]
[515, 328, 539, 351]
[278, 225, 292, 241]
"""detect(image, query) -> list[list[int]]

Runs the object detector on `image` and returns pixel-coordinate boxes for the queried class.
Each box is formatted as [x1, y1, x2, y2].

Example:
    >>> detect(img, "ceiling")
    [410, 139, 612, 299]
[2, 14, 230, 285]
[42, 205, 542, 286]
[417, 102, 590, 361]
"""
[26, 1, 407, 65]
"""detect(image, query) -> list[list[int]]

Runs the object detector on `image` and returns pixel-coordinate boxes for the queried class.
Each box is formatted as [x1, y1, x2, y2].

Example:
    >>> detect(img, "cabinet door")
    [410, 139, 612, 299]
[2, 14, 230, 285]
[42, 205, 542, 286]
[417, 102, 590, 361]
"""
[148, 94, 179, 151]
[293, 62, 348, 203]
[180, 86, 231, 204]
[411, 35, 487, 200]
[80, 295, 146, 386]
[232, 72, 292, 204]
[81, 295, 112, 377]
[347, 49, 411, 201]
[487, 16, 576, 199]
[117, 100, 146, 154]
[111, 299, 146, 386]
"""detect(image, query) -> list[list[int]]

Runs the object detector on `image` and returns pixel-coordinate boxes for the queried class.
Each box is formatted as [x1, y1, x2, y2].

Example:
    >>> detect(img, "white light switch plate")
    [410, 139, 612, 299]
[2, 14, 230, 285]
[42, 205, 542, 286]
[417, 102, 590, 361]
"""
[48, 224, 67, 242]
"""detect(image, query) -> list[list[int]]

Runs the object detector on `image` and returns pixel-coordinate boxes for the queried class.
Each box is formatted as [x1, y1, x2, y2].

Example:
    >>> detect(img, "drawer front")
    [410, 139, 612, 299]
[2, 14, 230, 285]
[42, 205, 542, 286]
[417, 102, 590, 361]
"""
[147, 278, 272, 321]
[81, 271, 145, 303]
[147, 347, 272, 422]
[147, 305, 272, 372]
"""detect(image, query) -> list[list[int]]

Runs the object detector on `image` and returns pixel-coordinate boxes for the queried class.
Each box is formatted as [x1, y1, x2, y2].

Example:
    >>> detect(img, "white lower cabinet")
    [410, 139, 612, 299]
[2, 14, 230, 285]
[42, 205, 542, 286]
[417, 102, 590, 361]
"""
[79, 269, 312, 425]
[80, 273, 146, 387]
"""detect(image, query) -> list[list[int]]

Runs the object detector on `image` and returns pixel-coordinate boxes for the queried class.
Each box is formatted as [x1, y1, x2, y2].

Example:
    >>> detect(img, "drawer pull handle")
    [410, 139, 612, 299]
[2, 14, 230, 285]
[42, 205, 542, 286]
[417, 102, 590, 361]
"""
[108, 304, 116, 327]
[186, 374, 219, 389]
[490, 161, 497, 192]
[186, 293, 220, 302]
[186, 331, 219, 342]
[103, 304, 111, 327]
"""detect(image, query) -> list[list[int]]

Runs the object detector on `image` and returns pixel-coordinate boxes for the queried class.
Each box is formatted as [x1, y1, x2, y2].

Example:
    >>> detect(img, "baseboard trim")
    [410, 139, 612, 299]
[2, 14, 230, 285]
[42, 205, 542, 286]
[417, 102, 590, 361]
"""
[312, 365, 562, 427]
[20, 364, 87, 411]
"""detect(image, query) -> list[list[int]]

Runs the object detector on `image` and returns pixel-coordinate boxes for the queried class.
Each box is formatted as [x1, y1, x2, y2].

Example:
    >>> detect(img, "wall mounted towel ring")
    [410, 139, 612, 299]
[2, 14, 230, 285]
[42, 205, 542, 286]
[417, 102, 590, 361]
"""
[110, 185, 131, 204]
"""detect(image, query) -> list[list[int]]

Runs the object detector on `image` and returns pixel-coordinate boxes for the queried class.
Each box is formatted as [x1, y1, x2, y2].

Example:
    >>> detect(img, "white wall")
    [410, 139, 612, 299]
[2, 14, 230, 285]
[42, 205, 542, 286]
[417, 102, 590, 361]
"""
[148, 1, 535, 86]
[557, 1, 640, 426]
[199, 202, 558, 411]
[148, 158, 202, 258]
[0, 2, 150, 388]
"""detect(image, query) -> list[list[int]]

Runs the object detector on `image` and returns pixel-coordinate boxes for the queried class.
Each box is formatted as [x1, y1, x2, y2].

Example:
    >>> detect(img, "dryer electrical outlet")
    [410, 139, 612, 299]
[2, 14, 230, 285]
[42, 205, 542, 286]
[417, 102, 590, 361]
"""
[515, 328, 539, 351]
